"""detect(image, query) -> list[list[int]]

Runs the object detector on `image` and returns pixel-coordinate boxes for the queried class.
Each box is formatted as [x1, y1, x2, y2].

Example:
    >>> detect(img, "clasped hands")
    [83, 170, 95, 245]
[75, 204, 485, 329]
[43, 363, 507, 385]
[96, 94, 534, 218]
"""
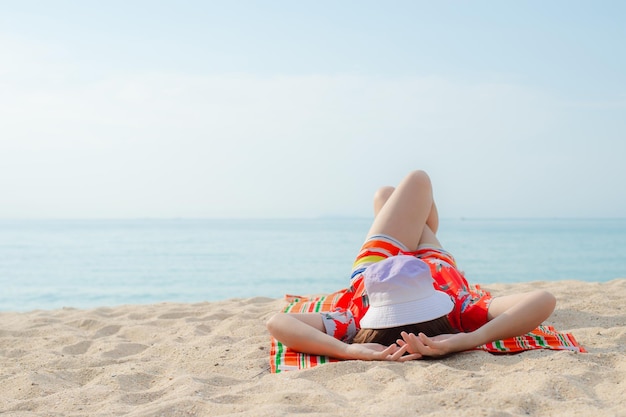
[346, 332, 459, 361]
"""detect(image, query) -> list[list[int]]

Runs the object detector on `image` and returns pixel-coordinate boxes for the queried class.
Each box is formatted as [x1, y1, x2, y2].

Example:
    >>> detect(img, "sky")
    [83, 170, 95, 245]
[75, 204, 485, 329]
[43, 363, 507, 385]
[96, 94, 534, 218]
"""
[1, 1, 624, 219]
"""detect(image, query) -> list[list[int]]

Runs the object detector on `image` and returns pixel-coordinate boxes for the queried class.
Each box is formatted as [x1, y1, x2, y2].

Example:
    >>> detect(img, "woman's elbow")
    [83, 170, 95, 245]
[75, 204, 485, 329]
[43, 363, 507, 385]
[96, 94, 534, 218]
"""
[266, 313, 279, 335]
[266, 313, 287, 338]
[538, 290, 557, 319]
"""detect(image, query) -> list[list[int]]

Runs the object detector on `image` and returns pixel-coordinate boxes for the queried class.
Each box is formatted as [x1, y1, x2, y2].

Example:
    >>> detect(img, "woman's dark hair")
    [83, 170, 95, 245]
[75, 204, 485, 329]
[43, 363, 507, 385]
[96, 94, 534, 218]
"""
[352, 315, 458, 346]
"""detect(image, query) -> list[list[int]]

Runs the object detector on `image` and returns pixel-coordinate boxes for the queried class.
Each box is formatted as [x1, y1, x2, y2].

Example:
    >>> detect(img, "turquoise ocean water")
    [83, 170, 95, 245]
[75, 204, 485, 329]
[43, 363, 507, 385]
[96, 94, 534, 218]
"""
[0, 218, 624, 312]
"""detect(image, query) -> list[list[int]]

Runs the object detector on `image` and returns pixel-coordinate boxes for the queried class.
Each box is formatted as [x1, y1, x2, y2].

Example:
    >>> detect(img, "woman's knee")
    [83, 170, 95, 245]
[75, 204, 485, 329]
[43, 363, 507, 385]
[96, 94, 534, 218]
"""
[373, 186, 395, 215]
[405, 170, 432, 190]
[374, 186, 394, 204]
[372, 170, 432, 216]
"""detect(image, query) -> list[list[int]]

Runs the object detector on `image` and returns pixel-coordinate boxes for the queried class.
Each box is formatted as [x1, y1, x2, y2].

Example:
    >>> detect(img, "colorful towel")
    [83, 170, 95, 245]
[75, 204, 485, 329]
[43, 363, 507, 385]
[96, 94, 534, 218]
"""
[269, 293, 587, 373]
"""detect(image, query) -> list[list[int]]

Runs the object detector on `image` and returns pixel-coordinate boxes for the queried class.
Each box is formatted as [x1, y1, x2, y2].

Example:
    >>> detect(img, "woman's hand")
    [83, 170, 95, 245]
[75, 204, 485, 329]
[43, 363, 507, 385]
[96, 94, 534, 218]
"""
[397, 331, 475, 358]
[344, 342, 420, 361]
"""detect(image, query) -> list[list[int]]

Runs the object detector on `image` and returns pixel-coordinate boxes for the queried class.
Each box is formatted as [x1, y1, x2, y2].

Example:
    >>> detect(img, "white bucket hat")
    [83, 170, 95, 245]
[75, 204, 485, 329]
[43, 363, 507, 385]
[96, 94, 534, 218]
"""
[359, 255, 454, 329]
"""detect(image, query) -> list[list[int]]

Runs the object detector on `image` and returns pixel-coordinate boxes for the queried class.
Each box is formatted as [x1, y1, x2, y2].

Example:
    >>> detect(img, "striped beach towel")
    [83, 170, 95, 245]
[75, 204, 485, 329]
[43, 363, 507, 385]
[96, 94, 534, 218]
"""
[269, 292, 586, 373]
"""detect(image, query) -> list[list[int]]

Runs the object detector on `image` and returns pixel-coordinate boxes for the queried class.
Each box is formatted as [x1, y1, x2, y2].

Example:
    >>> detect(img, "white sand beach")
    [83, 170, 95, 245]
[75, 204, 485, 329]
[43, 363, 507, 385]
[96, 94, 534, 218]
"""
[1, 279, 625, 417]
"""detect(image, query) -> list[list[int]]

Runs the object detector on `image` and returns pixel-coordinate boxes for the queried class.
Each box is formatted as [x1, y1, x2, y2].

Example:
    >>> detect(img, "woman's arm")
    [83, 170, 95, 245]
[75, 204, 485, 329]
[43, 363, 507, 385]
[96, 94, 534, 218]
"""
[398, 290, 557, 357]
[266, 312, 414, 361]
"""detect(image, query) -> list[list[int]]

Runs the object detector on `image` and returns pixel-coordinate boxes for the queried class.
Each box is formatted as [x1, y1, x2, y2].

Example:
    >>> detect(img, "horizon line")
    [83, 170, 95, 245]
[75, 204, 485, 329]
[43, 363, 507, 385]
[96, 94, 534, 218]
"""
[0, 216, 625, 221]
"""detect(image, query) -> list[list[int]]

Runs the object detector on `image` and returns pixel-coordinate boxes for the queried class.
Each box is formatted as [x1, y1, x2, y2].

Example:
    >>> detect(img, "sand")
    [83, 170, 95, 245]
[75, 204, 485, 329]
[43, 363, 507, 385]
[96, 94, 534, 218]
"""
[1, 279, 625, 417]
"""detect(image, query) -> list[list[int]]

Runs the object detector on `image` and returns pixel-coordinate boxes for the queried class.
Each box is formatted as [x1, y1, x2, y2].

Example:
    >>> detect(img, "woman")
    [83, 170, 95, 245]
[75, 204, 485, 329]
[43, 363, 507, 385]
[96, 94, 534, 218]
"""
[266, 170, 556, 361]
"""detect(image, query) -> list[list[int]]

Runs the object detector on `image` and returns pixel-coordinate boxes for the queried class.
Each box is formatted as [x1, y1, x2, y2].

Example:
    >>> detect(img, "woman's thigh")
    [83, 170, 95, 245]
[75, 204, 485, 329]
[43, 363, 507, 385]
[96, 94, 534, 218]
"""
[366, 170, 434, 251]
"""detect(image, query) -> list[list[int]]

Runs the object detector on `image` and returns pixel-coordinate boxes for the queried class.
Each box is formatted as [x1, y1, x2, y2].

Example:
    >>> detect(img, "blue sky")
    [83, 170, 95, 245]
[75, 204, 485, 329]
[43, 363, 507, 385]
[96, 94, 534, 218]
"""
[1, 1, 624, 218]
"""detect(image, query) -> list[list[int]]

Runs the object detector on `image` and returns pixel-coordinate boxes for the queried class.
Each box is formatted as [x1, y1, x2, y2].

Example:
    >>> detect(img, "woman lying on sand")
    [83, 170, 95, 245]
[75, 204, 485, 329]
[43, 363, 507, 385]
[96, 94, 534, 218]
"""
[267, 170, 556, 361]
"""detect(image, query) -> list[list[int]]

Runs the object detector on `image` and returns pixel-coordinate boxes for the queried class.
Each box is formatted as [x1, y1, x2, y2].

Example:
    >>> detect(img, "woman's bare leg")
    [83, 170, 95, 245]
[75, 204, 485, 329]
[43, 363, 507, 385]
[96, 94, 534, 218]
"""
[366, 170, 437, 251]
[372, 186, 395, 217]
[371, 173, 441, 249]
[426, 201, 439, 235]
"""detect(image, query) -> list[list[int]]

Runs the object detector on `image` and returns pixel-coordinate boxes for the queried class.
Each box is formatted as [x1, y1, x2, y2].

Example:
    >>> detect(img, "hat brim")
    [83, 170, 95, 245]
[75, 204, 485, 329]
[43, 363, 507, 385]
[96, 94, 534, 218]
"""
[359, 290, 454, 329]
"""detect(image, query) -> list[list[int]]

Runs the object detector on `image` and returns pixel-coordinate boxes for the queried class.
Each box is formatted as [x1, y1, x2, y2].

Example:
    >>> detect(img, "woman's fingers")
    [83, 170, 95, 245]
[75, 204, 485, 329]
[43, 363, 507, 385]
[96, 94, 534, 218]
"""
[399, 331, 445, 357]
[388, 343, 408, 360]
[418, 333, 441, 350]
[398, 353, 422, 361]
[371, 343, 399, 360]
[383, 342, 422, 361]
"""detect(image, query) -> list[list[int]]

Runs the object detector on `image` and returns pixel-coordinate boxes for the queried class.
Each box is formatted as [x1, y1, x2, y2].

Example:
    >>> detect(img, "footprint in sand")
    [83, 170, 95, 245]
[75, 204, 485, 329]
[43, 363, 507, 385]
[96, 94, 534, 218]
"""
[158, 311, 193, 319]
[93, 325, 122, 339]
[102, 343, 148, 358]
[194, 324, 212, 335]
[62, 340, 92, 355]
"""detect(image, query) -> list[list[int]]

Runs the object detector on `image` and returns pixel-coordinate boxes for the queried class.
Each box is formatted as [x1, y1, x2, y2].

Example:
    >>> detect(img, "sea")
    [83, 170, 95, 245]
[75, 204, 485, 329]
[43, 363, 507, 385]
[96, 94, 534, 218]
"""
[1, 218, 625, 312]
